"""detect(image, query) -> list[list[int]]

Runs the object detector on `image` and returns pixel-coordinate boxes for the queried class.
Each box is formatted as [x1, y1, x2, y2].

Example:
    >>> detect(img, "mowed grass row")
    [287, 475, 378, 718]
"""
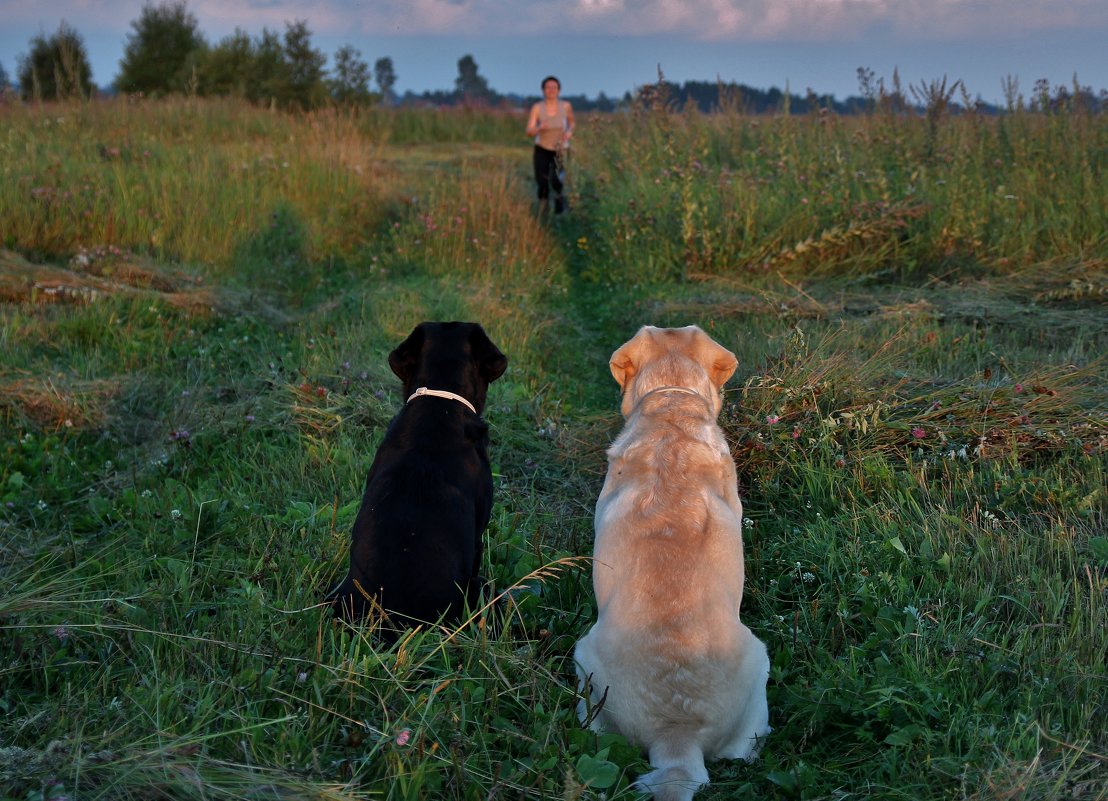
[0, 98, 1105, 801]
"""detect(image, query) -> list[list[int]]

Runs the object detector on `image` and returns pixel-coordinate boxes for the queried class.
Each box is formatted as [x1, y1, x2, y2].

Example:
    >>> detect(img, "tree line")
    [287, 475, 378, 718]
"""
[2, 1, 1103, 114]
[2, 2, 398, 108]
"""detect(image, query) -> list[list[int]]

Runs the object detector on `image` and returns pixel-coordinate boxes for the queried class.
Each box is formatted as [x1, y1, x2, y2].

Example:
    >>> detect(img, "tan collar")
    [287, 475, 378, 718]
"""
[406, 387, 476, 415]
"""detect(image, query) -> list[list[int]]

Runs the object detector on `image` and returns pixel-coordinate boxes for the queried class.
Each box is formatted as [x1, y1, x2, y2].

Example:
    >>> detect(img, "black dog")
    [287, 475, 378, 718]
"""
[327, 322, 507, 635]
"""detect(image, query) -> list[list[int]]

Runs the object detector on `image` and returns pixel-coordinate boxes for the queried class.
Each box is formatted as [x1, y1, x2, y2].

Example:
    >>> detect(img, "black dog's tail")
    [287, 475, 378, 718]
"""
[325, 575, 371, 622]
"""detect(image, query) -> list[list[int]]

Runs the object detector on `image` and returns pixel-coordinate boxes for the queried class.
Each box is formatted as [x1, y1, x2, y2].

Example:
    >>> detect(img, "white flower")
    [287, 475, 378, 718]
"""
[171, 509, 183, 520]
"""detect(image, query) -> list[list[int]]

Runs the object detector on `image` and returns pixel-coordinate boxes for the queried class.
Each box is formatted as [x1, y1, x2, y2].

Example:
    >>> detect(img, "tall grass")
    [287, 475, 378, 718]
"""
[1, 96, 1105, 801]
[0, 99, 401, 268]
[574, 100, 1107, 282]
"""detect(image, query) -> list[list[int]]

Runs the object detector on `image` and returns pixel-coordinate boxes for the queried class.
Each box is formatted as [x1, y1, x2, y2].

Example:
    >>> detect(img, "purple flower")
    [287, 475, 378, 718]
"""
[911, 427, 926, 439]
[766, 414, 780, 424]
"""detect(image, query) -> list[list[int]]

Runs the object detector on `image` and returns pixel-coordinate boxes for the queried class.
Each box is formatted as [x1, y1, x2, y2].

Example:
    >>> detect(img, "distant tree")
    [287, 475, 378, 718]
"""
[0, 61, 9, 92]
[116, 1, 206, 96]
[374, 56, 396, 104]
[329, 45, 372, 105]
[281, 20, 327, 109]
[454, 54, 490, 103]
[251, 28, 289, 104]
[197, 28, 254, 97]
[17, 21, 94, 100]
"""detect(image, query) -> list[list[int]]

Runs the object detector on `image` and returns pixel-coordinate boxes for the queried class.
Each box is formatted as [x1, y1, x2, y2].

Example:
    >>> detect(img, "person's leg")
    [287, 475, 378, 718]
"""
[533, 146, 551, 214]
[551, 153, 566, 214]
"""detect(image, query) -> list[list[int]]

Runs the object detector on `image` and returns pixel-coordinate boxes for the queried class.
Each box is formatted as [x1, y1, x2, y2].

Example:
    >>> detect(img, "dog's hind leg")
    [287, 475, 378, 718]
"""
[717, 626, 771, 761]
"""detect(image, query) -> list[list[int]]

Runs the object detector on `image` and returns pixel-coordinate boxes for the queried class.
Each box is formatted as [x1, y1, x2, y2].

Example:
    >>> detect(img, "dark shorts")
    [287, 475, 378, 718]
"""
[533, 145, 564, 201]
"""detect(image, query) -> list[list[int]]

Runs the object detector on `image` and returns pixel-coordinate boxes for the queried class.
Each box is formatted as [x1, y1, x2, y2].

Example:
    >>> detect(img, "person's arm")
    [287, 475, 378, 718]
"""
[562, 102, 576, 143]
[525, 104, 543, 137]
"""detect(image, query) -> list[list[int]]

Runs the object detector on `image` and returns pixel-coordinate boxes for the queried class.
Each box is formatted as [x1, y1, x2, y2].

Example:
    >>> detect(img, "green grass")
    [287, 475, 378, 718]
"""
[1, 97, 1105, 801]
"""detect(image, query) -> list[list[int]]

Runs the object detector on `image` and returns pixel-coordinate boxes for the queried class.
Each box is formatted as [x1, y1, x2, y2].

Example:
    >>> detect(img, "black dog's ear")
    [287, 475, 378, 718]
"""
[388, 324, 426, 381]
[470, 325, 508, 383]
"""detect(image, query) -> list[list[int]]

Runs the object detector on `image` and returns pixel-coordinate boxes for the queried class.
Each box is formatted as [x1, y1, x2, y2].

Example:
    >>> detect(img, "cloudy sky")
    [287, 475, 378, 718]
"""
[1, 0, 1105, 102]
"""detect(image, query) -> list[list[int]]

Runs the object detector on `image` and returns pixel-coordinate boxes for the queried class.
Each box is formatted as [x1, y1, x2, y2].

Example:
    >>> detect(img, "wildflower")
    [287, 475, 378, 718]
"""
[395, 729, 411, 747]
[297, 672, 308, 683]
[141, 490, 152, 498]
[53, 626, 69, 641]
[743, 517, 754, 527]
[169, 430, 190, 442]
[766, 414, 780, 424]
[911, 427, 926, 439]
[171, 509, 183, 520]
[1014, 383, 1024, 393]
[245, 414, 255, 423]
[37, 500, 48, 511]
[792, 427, 801, 439]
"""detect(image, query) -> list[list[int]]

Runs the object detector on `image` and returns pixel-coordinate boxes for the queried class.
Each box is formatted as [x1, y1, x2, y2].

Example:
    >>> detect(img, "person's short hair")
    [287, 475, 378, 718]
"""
[541, 76, 561, 90]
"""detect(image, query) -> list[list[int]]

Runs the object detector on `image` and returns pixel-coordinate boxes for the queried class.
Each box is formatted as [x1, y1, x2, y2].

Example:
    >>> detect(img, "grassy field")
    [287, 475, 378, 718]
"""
[0, 96, 1105, 801]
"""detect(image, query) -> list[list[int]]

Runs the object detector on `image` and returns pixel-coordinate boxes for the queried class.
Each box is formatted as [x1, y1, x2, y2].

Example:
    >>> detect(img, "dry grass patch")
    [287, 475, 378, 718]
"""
[0, 248, 292, 323]
[0, 375, 121, 431]
[0, 248, 214, 311]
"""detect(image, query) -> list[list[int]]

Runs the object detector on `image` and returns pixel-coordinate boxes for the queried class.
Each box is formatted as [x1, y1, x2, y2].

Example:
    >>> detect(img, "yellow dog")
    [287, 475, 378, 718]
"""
[575, 325, 770, 801]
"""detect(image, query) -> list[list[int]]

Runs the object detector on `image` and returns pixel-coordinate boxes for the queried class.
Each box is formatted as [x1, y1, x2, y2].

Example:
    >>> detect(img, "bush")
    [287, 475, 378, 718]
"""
[16, 21, 93, 100]
[116, 0, 207, 96]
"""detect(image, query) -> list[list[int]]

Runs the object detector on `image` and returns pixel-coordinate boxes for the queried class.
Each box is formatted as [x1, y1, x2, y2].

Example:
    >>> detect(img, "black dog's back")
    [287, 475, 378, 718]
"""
[328, 322, 507, 636]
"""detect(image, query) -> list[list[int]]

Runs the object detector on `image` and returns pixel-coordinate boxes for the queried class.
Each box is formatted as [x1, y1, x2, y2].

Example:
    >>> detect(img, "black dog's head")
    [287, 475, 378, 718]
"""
[388, 322, 507, 414]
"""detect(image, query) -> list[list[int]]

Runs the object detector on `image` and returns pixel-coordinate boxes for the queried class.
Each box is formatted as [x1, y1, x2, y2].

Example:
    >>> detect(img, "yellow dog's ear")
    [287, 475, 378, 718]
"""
[609, 343, 637, 390]
[609, 327, 651, 391]
[696, 332, 737, 388]
[709, 349, 738, 388]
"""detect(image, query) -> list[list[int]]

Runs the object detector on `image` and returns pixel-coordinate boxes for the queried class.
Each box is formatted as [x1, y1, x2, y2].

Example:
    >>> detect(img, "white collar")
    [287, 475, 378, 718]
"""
[639, 385, 705, 403]
[406, 387, 477, 415]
